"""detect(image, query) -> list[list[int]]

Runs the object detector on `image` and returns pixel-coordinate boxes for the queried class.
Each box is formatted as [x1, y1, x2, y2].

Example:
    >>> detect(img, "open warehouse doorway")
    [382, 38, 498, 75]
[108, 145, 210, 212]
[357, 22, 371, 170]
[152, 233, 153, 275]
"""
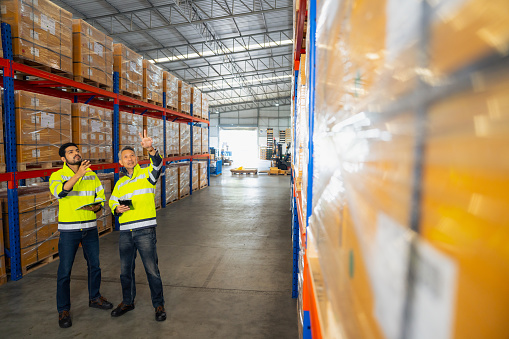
[219, 128, 258, 169]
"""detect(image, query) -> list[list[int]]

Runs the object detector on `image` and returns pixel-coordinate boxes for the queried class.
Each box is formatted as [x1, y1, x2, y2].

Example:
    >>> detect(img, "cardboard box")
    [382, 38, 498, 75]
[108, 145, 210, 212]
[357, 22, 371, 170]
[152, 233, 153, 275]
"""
[191, 87, 202, 118]
[119, 112, 143, 158]
[0, 0, 73, 73]
[143, 60, 163, 104]
[192, 162, 199, 191]
[202, 95, 209, 120]
[193, 126, 202, 155]
[178, 80, 191, 114]
[165, 165, 179, 203]
[179, 123, 190, 155]
[163, 71, 179, 110]
[177, 163, 190, 198]
[198, 162, 208, 188]
[145, 116, 164, 157]
[201, 127, 208, 154]
[166, 121, 179, 156]
[113, 43, 143, 97]
[72, 19, 114, 88]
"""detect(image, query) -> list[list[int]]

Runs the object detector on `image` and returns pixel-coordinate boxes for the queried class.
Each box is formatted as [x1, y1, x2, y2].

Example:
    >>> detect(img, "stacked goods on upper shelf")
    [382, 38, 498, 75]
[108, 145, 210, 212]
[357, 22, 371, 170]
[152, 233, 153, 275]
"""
[193, 126, 201, 155]
[114, 43, 143, 98]
[0, 91, 4, 173]
[166, 121, 179, 157]
[177, 163, 190, 198]
[294, 54, 307, 198]
[179, 123, 190, 155]
[0, 203, 5, 285]
[201, 126, 208, 154]
[143, 60, 163, 106]
[191, 87, 202, 119]
[145, 116, 164, 159]
[119, 112, 143, 158]
[0, 0, 72, 75]
[96, 176, 112, 234]
[15, 91, 71, 170]
[307, 1, 509, 339]
[202, 95, 209, 120]
[198, 162, 207, 189]
[1, 185, 59, 271]
[163, 71, 179, 110]
[192, 162, 199, 191]
[165, 165, 178, 204]
[71, 103, 113, 163]
[72, 19, 113, 89]
[178, 80, 191, 114]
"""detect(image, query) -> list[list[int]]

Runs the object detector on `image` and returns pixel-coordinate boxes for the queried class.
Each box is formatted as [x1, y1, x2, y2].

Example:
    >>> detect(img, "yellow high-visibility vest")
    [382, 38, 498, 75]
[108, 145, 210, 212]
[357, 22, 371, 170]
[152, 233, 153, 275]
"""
[109, 153, 163, 231]
[49, 163, 105, 232]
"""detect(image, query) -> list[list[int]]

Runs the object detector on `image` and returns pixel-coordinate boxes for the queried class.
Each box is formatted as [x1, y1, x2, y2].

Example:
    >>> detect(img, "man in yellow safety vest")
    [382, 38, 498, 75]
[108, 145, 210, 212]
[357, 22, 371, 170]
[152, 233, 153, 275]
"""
[109, 130, 166, 322]
[49, 143, 113, 329]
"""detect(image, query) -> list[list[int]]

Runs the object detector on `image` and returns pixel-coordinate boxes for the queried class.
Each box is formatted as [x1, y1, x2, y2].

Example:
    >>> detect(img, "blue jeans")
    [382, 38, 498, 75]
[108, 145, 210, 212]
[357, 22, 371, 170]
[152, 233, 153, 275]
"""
[119, 227, 164, 308]
[57, 228, 102, 312]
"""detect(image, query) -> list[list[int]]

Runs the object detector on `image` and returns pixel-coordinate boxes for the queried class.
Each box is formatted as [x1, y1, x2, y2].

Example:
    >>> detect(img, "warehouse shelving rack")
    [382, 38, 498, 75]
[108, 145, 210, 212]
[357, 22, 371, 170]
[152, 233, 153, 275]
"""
[291, 0, 321, 338]
[0, 23, 210, 281]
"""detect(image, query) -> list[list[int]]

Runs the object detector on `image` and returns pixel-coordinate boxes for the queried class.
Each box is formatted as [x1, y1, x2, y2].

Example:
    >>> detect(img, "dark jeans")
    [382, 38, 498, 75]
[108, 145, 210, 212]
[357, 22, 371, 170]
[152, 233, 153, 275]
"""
[119, 227, 164, 308]
[57, 228, 102, 313]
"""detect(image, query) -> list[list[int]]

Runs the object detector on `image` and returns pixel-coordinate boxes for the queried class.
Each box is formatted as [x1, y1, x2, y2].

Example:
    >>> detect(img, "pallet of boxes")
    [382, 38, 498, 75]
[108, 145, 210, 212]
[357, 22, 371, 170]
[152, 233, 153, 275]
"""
[165, 165, 179, 205]
[163, 72, 179, 111]
[177, 163, 190, 199]
[143, 60, 163, 106]
[198, 162, 208, 189]
[114, 44, 143, 99]
[178, 80, 191, 115]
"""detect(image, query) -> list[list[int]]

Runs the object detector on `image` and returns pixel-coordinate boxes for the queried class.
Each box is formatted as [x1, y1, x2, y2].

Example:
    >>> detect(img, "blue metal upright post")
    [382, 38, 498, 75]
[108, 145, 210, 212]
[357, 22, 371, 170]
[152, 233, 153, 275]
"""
[2, 23, 22, 280]
[292, 196, 300, 298]
[113, 72, 120, 231]
[189, 103, 193, 195]
[161, 92, 167, 208]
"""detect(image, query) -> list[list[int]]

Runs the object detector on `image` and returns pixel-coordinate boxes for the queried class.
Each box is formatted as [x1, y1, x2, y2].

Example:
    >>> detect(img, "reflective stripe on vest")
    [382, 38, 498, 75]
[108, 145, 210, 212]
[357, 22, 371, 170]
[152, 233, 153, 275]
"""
[58, 219, 97, 232]
[119, 217, 157, 231]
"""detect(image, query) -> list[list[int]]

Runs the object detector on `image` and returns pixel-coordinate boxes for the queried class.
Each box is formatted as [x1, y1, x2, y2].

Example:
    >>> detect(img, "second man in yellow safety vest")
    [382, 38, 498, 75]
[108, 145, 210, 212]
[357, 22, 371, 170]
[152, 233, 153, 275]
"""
[109, 130, 166, 321]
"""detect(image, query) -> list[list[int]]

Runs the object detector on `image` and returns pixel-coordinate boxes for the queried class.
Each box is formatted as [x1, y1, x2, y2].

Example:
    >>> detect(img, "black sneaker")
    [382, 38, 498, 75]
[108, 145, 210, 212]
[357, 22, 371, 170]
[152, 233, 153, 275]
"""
[89, 296, 113, 310]
[155, 306, 166, 322]
[58, 310, 72, 328]
[111, 303, 135, 317]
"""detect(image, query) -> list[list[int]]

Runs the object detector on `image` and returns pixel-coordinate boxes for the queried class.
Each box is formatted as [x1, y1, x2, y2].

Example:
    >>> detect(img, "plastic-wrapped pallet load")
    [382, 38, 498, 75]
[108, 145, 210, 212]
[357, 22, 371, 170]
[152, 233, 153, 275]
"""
[145, 116, 164, 158]
[163, 71, 179, 110]
[15, 91, 71, 169]
[0, 203, 6, 285]
[119, 112, 143, 158]
[71, 103, 113, 163]
[1, 185, 59, 272]
[166, 121, 179, 157]
[95, 177, 112, 234]
[113, 43, 143, 98]
[192, 162, 199, 191]
[0, 0, 72, 74]
[202, 95, 209, 120]
[193, 126, 201, 155]
[177, 163, 190, 199]
[179, 123, 191, 155]
[201, 127, 208, 155]
[178, 80, 191, 114]
[72, 19, 113, 89]
[191, 87, 202, 119]
[198, 162, 207, 189]
[143, 60, 163, 105]
[306, 1, 509, 339]
[165, 165, 178, 203]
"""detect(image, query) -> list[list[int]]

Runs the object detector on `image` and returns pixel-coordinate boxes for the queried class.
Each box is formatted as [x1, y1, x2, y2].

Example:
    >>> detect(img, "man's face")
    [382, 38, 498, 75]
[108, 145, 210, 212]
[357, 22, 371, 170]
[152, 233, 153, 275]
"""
[120, 149, 137, 170]
[62, 146, 82, 165]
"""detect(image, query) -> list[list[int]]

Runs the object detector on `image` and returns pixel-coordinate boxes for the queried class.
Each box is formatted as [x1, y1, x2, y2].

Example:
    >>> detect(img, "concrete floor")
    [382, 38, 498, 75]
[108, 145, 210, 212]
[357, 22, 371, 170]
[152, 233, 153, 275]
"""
[0, 172, 297, 338]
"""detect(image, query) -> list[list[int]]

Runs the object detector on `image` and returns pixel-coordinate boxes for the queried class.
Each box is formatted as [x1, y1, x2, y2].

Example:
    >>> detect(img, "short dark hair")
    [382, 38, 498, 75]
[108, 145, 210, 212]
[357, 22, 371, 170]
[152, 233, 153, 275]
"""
[119, 146, 136, 159]
[59, 143, 78, 157]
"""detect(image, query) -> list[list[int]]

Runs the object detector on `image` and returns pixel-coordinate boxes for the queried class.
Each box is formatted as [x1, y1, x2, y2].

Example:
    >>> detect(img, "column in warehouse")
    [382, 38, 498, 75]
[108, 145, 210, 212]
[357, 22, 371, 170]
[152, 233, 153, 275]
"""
[293, 0, 509, 338]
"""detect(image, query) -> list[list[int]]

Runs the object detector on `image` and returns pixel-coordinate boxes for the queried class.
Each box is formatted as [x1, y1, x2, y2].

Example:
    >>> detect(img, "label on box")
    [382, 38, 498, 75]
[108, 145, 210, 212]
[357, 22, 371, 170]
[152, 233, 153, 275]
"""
[1, 5, 6, 14]
[90, 108, 95, 115]
[31, 132, 40, 141]
[88, 68, 93, 76]
[31, 98, 40, 107]
[32, 149, 41, 157]
[406, 240, 458, 339]
[33, 0, 39, 6]
[91, 120, 102, 132]
[81, 105, 87, 112]
[88, 55, 93, 63]
[99, 134, 104, 141]
[386, 0, 420, 61]
[31, 115, 40, 124]
[91, 134, 96, 140]
[81, 133, 87, 140]
[40, 112, 54, 128]
[130, 61, 137, 71]
[30, 30, 40, 40]
[42, 208, 56, 225]
[30, 47, 40, 57]
[81, 119, 87, 126]
[94, 42, 104, 57]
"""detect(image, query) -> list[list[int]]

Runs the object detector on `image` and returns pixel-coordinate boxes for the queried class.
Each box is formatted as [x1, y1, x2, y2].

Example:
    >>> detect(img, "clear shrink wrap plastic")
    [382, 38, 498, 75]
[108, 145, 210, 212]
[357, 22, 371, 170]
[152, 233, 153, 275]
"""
[202, 95, 209, 120]
[96, 176, 112, 233]
[179, 123, 191, 155]
[1, 184, 59, 270]
[145, 116, 164, 158]
[114, 43, 143, 97]
[143, 60, 163, 104]
[166, 121, 179, 157]
[178, 80, 191, 114]
[155, 179, 161, 209]
[15, 91, 71, 165]
[177, 163, 190, 198]
[119, 112, 143, 158]
[72, 19, 113, 88]
[192, 162, 199, 191]
[198, 162, 207, 188]
[0, 202, 5, 284]
[201, 127, 209, 154]
[191, 87, 202, 119]
[193, 126, 202, 155]
[165, 165, 178, 203]
[0, 0, 72, 73]
[294, 54, 308, 196]
[307, 1, 509, 339]
[163, 71, 179, 110]
[72, 103, 113, 163]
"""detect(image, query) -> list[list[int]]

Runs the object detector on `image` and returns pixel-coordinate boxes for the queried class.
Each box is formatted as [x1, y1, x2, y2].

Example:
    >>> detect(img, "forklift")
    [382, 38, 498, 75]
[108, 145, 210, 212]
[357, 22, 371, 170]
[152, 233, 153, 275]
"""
[272, 142, 291, 170]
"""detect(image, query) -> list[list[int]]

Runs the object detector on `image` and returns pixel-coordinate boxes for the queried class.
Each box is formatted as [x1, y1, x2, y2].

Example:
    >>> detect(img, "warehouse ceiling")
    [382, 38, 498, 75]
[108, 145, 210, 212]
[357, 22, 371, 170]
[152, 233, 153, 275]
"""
[51, 0, 293, 113]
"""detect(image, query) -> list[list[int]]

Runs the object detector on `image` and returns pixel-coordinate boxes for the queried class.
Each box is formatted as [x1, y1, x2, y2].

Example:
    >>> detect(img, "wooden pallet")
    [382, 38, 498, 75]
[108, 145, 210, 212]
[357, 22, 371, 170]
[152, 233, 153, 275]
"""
[268, 170, 291, 176]
[145, 98, 164, 107]
[120, 90, 143, 101]
[166, 153, 179, 157]
[0, 275, 7, 286]
[179, 193, 190, 200]
[22, 252, 59, 275]
[98, 226, 113, 238]
[13, 57, 73, 79]
[200, 184, 208, 189]
[166, 105, 179, 112]
[73, 76, 112, 91]
[194, 152, 202, 155]
[230, 169, 258, 175]
[18, 161, 63, 172]
[166, 198, 179, 205]
[180, 153, 191, 156]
